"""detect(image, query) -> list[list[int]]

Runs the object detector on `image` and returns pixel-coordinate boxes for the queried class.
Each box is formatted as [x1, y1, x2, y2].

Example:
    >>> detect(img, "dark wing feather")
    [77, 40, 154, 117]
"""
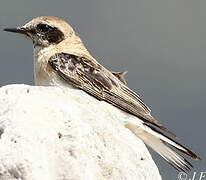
[112, 71, 127, 85]
[48, 52, 175, 137]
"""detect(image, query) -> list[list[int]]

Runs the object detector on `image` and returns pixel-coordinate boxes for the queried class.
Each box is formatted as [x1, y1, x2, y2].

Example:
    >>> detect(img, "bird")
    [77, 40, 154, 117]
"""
[4, 16, 200, 172]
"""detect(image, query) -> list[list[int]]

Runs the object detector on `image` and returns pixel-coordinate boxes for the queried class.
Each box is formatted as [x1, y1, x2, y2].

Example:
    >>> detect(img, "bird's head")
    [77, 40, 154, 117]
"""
[4, 16, 75, 47]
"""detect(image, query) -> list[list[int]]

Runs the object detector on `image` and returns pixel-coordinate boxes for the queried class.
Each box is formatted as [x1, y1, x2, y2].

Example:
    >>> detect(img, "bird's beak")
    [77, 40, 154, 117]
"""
[3, 27, 28, 35]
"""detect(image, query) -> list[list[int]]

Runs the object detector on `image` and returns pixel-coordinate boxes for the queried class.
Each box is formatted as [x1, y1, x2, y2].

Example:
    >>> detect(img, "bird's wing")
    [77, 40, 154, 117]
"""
[48, 52, 175, 136]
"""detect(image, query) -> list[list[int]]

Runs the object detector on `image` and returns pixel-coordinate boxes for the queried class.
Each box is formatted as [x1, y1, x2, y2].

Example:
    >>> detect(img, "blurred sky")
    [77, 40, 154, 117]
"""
[0, 0, 205, 179]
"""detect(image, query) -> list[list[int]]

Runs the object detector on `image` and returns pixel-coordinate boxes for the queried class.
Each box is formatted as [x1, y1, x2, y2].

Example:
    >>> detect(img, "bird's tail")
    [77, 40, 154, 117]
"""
[125, 121, 200, 172]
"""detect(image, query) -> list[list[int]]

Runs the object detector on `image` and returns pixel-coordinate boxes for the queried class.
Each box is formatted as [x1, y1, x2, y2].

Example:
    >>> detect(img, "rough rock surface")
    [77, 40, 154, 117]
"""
[0, 84, 162, 180]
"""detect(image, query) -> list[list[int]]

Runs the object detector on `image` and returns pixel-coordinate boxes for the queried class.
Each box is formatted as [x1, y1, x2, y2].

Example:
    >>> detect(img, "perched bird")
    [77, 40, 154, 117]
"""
[4, 16, 200, 172]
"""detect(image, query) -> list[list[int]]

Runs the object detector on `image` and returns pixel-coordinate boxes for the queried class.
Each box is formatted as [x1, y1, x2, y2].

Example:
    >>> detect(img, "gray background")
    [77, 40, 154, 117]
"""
[0, 0, 205, 179]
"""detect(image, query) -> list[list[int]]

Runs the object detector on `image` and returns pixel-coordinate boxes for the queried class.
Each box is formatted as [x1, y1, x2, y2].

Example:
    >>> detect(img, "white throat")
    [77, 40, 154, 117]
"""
[33, 45, 57, 86]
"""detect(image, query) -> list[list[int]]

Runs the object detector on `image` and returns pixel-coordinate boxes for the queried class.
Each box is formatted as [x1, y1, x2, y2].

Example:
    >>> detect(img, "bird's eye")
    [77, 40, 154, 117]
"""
[37, 24, 51, 32]
[35, 23, 65, 44]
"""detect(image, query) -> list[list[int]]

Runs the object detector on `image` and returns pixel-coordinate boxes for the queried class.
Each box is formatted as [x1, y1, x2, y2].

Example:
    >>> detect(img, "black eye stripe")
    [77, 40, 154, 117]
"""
[37, 24, 51, 32]
[34, 23, 65, 44]
[29, 28, 36, 34]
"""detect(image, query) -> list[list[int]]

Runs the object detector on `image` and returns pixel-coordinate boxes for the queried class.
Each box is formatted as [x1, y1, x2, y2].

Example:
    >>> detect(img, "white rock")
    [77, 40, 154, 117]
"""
[0, 84, 162, 180]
